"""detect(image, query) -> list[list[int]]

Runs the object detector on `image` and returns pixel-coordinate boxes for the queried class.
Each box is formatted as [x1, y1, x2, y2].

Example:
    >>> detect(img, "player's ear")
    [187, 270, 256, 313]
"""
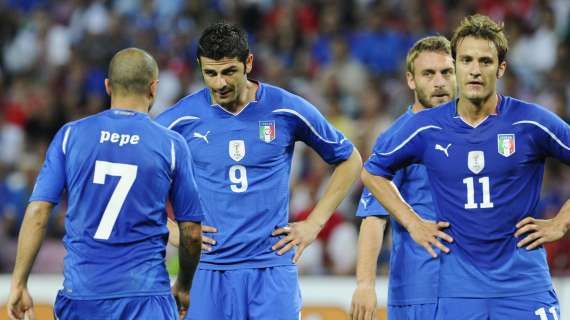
[150, 79, 159, 99]
[496, 61, 507, 79]
[104, 79, 112, 96]
[245, 54, 253, 74]
[406, 71, 416, 91]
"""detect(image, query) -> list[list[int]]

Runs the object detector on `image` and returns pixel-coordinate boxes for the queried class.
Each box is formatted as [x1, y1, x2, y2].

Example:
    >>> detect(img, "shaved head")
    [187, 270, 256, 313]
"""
[108, 48, 158, 96]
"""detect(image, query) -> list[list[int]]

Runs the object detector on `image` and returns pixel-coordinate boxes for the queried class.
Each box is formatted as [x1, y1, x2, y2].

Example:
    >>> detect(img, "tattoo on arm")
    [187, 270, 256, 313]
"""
[177, 221, 202, 290]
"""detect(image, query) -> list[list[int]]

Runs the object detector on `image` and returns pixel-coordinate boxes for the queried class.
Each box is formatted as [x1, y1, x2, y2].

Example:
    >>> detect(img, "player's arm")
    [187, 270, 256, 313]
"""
[515, 109, 570, 249]
[515, 199, 570, 250]
[168, 136, 206, 316]
[8, 201, 54, 320]
[172, 221, 201, 317]
[362, 169, 452, 258]
[350, 216, 387, 320]
[167, 217, 218, 252]
[272, 98, 363, 262]
[272, 148, 362, 263]
[9, 126, 67, 320]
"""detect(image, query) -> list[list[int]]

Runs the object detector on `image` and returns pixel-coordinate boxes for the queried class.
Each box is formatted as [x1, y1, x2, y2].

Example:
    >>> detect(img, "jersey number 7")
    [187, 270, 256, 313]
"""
[92, 160, 138, 240]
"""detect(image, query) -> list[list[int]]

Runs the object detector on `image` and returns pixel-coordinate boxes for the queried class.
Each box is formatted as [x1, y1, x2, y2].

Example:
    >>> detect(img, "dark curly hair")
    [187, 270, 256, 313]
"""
[197, 22, 249, 65]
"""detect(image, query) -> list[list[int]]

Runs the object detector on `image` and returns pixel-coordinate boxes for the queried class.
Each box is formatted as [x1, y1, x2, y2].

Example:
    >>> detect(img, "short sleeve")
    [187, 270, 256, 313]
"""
[29, 125, 69, 204]
[169, 136, 204, 222]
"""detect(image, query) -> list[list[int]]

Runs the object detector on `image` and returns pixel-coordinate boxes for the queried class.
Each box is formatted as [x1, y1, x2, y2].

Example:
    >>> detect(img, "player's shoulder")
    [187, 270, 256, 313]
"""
[155, 88, 209, 128]
[58, 110, 109, 133]
[393, 101, 452, 131]
[261, 82, 317, 112]
[147, 119, 188, 144]
[502, 95, 560, 123]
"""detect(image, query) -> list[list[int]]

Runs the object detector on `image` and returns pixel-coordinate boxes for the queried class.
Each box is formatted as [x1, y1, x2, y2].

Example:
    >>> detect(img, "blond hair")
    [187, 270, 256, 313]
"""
[406, 36, 451, 75]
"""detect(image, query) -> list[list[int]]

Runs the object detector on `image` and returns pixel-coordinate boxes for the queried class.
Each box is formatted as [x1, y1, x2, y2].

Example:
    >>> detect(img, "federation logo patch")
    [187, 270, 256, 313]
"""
[229, 140, 245, 162]
[497, 134, 515, 157]
[259, 121, 276, 143]
[467, 150, 485, 174]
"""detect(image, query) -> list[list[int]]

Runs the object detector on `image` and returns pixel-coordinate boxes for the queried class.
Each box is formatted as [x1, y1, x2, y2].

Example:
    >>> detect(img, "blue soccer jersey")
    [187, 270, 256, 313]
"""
[365, 96, 569, 298]
[30, 109, 203, 299]
[356, 107, 438, 306]
[156, 82, 353, 269]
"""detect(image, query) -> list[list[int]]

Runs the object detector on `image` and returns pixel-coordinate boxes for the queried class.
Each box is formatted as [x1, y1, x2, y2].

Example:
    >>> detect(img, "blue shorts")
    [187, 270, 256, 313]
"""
[186, 266, 301, 320]
[389, 303, 437, 320]
[436, 290, 559, 320]
[53, 291, 178, 320]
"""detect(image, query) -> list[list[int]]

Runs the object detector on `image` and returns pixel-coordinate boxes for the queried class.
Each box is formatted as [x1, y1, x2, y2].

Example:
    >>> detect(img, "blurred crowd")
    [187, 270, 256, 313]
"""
[1, 0, 570, 276]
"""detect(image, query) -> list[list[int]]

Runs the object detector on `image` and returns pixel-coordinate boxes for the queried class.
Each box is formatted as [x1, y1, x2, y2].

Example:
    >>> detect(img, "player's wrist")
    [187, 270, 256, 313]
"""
[402, 214, 422, 232]
[553, 216, 570, 234]
[355, 279, 376, 289]
[174, 278, 190, 292]
[306, 216, 326, 230]
[10, 279, 27, 290]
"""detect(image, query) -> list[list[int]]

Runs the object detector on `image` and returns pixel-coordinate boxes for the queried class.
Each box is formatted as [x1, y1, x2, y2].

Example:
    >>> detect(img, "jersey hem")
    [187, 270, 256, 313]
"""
[438, 284, 553, 298]
[58, 290, 172, 300]
[198, 261, 295, 270]
[388, 300, 437, 307]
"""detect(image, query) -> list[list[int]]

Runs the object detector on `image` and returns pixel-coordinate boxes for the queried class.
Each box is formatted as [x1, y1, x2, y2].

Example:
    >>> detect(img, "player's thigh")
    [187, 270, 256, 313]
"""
[54, 291, 177, 320]
[186, 269, 228, 320]
[491, 290, 559, 320]
[388, 303, 437, 320]
[436, 297, 488, 320]
[248, 266, 302, 320]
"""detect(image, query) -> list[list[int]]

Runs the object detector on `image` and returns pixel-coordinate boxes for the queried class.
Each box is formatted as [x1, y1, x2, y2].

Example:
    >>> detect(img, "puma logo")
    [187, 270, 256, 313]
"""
[435, 143, 451, 157]
[193, 131, 210, 144]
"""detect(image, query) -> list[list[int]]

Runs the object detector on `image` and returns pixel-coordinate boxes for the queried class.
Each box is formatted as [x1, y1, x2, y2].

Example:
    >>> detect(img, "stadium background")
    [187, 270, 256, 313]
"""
[0, 0, 569, 319]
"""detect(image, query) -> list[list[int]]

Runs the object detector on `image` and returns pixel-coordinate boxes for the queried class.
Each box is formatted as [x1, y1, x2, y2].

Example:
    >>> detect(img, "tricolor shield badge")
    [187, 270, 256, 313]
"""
[497, 134, 515, 157]
[259, 121, 276, 143]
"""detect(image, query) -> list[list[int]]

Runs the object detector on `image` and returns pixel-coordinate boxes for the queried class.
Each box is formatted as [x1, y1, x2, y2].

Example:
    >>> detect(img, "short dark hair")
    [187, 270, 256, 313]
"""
[108, 48, 158, 96]
[451, 14, 509, 65]
[197, 22, 249, 64]
[406, 36, 451, 74]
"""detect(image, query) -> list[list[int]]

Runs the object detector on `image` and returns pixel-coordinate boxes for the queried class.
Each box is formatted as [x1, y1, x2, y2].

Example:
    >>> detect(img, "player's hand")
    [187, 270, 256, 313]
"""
[515, 217, 567, 250]
[171, 281, 190, 319]
[201, 225, 217, 252]
[271, 220, 322, 263]
[407, 219, 453, 258]
[350, 285, 377, 320]
[7, 286, 35, 320]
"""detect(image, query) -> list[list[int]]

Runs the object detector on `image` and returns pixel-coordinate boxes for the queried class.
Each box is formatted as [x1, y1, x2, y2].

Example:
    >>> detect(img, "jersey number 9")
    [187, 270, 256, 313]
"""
[229, 165, 248, 193]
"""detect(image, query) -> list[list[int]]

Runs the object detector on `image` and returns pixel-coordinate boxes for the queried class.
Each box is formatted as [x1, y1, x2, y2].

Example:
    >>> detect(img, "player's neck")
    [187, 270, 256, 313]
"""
[217, 80, 258, 114]
[411, 102, 427, 114]
[110, 96, 150, 114]
[457, 93, 499, 126]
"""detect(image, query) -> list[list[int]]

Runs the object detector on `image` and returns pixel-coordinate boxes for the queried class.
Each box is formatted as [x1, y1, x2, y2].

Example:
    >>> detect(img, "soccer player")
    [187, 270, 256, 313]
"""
[7, 48, 203, 320]
[351, 36, 456, 320]
[156, 22, 362, 320]
[362, 14, 570, 319]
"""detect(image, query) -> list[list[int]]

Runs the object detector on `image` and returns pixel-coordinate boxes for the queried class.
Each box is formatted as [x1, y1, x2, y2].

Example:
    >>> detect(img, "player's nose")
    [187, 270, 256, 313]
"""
[212, 75, 228, 89]
[433, 73, 447, 87]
